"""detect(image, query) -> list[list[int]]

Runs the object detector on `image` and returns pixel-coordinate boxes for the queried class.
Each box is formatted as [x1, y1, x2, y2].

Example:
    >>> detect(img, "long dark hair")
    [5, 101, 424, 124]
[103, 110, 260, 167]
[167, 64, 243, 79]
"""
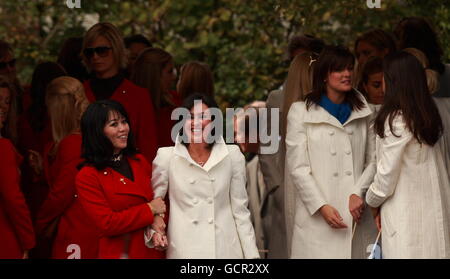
[394, 17, 445, 74]
[28, 62, 66, 133]
[374, 51, 443, 146]
[305, 45, 364, 111]
[79, 100, 138, 170]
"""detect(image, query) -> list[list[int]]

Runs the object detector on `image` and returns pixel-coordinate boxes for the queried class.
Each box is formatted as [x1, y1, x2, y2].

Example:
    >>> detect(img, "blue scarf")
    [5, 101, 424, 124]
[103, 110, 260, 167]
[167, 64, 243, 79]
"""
[319, 94, 352, 124]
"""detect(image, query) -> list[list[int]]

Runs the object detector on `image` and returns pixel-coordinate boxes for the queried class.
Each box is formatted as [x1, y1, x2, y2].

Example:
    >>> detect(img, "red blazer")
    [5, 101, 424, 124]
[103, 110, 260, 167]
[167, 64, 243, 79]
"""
[35, 134, 100, 259]
[83, 79, 158, 162]
[0, 138, 35, 258]
[75, 154, 164, 259]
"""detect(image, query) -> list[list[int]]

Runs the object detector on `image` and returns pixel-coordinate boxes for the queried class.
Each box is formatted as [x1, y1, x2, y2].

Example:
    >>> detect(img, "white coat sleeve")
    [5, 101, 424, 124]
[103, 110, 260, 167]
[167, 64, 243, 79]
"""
[366, 115, 412, 208]
[151, 147, 172, 198]
[353, 112, 377, 197]
[229, 146, 260, 259]
[285, 102, 327, 216]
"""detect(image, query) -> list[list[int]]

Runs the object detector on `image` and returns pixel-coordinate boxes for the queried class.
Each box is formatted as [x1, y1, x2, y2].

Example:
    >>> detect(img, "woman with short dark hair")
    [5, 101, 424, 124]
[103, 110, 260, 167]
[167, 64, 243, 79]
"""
[367, 51, 450, 258]
[76, 100, 166, 259]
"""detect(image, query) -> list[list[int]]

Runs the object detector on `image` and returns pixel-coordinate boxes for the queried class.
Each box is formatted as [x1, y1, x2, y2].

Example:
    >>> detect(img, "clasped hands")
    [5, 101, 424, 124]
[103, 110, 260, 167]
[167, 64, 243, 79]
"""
[147, 197, 168, 250]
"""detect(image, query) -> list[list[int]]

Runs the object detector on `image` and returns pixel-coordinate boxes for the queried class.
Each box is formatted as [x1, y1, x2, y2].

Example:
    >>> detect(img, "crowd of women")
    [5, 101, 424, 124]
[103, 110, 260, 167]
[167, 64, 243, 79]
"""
[0, 16, 449, 259]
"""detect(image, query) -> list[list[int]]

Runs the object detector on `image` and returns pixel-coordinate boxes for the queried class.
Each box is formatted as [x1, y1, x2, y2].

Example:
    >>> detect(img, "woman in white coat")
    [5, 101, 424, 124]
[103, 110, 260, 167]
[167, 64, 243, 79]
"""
[366, 51, 450, 259]
[286, 46, 376, 258]
[150, 93, 260, 259]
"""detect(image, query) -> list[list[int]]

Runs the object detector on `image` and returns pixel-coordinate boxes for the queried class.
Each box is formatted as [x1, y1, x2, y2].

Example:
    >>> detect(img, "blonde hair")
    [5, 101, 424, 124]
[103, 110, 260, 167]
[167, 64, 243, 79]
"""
[0, 75, 18, 144]
[46, 76, 89, 149]
[81, 22, 128, 72]
[178, 61, 214, 100]
[403, 48, 440, 94]
[281, 52, 315, 138]
[130, 47, 174, 110]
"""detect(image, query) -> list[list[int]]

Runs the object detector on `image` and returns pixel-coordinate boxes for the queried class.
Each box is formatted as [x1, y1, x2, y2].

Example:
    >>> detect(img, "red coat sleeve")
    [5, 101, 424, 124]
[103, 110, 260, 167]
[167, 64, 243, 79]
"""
[35, 137, 81, 235]
[134, 86, 158, 163]
[0, 140, 35, 251]
[75, 167, 154, 237]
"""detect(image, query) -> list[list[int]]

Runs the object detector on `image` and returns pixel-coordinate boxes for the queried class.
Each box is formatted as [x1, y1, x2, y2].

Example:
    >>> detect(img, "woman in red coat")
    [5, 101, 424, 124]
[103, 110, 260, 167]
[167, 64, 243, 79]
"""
[80, 22, 158, 163]
[34, 77, 100, 259]
[76, 100, 167, 259]
[0, 78, 35, 259]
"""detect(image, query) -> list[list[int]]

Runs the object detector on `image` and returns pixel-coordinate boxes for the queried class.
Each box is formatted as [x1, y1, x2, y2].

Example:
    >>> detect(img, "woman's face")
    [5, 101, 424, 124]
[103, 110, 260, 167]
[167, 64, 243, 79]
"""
[103, 110, 130, 154]
[363, 72, 384, 105]
[87, 35, 117, 78]
[356, 41, 388, 66]
[326, 66, 353, 95]
[0, 87, 11, 126]
[184, 102, 212, 144]
[161, 61, 176, 94]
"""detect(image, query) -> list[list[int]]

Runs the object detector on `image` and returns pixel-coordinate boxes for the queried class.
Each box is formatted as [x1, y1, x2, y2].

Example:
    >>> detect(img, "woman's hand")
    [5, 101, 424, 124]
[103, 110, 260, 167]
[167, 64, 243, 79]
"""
[349, 194, 365, 223]
[28, 150, 43, 176]
[319, 205, 348, 229]
[370, 207, 381, 232]
[152, 232, 168, 251]
[152, 215, 166, 235]
[148, 197, 166, 215]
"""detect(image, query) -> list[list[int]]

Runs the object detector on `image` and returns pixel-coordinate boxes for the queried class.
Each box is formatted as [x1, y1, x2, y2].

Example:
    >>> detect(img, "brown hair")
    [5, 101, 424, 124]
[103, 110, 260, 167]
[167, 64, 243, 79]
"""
[305, 45, 364, 111]
[0, 40, 13, 60]
[81, 22, 128, 72]
[374, 51, 442, 146]
[354, 29, 397, 59]
[403, 48, 440, 94]
[178, 61, 214, 100]
[130, 47, 174, 110]
[46, 76, 89, 153]
[357, 56, 383, 99]
[0, 75, 18, 144]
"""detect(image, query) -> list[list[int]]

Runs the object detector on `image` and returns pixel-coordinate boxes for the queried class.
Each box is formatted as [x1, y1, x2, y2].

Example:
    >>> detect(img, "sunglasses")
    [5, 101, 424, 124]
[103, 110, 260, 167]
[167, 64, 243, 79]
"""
[0, 59, 16, 70]
[83, 46, 112, 58]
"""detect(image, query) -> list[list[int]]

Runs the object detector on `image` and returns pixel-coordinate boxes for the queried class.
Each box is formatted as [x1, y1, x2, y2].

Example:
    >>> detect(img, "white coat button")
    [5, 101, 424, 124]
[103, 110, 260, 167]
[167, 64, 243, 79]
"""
[346, 171, 352, 176]
[347, 130, 353, 135]
[345, 150, 351, 155]
[333, 172, 338, 177]
[329, 131, 335, 136]
[208, 218, 213, 224]
[210, 177, 215, 182]
[192, 220, 198, 225]
[189, 178, 196, 184]
[330, 150, 337, 156]
[193, 198, 198, 204]
[207, 198, 213, 204]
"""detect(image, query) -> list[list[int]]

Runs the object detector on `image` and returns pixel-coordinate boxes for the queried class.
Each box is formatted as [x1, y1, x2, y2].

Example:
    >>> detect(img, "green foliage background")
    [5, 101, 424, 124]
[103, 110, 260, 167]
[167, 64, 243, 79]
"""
[1, 0, 449, 108]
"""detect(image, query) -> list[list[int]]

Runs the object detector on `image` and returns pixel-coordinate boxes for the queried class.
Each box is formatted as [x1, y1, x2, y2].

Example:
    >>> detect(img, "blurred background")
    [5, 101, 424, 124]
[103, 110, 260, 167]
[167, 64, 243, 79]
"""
[0, 0, 448, 108]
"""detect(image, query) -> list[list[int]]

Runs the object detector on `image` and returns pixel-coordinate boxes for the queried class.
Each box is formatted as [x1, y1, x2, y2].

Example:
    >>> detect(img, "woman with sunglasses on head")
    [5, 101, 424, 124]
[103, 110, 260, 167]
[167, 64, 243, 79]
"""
[34, 77, 100, 259]
[75, 100, 167, 259]
[285, 46, 376, 258]
[81, 22, 158, 162]
[0, 76, 35, 259]
[366, 51, 450, 259]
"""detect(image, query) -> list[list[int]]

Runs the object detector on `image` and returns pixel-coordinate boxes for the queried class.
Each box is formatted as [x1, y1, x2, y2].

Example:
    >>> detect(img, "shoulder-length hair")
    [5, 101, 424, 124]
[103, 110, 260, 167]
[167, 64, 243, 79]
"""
[46, 76, 89, 152]
[179, 93, 220, 149]
[177, 61, 214, 100]
[0, 75, 18, 144]
[305, 45, 364, 111]
[130, 47, 174, 110]
[79, 99, 138, 170]
[81, 22, 128, 72]
[281, 51, 317, 138]
[374, 51, 443, 146]
[403, 48, 440, 94]
[29, 62, 66, 133]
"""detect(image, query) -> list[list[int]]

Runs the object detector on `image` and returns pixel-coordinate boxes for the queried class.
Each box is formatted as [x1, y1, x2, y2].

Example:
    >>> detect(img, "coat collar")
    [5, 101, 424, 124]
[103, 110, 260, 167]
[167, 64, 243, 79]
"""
[303, 91, 372, 129]
[173, 135, 229, 172]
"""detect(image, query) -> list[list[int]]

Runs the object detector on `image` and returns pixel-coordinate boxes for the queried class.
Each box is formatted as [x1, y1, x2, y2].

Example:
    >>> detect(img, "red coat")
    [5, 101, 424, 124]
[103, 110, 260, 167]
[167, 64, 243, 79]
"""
[0, 138, 35, 258]
[83, 79, 158, 162]
[35, 134, 100, 259]
[75, 154, 165, 259]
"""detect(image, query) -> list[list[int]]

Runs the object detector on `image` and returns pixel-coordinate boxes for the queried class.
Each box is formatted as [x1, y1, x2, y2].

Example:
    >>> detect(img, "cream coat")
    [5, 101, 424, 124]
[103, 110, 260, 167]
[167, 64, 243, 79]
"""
[366, 114, 450, 259]
[151, 137, 260, 259]
[286, 96, 376, 259]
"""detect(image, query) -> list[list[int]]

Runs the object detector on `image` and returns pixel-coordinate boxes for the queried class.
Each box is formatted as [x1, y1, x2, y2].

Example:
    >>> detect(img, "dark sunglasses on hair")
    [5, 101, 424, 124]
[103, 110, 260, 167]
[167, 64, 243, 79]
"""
[0, 58, 16, 69]
[83, 46, 112, 58]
